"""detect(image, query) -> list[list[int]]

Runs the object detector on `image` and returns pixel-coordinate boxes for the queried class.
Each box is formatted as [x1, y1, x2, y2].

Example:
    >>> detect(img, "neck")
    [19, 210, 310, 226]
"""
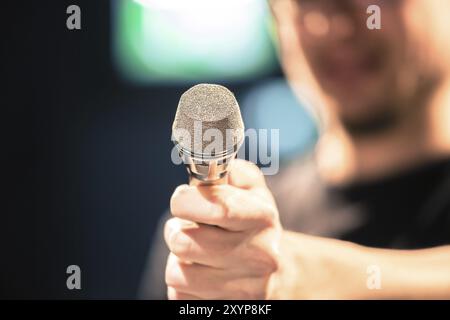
[317, 78, 450, 185]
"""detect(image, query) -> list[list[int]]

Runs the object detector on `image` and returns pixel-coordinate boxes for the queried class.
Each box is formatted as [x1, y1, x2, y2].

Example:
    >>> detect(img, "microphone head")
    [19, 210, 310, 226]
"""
[172, 84, 244, 157]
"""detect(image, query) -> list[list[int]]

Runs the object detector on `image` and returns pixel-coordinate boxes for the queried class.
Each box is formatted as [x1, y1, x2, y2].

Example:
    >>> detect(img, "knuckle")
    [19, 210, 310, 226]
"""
[165, 271, 175, 289]
[170, 185, 190, 214]
[164, 268, 175, 288]
[257, 252, 279, 276]
[163, 218, 176, 246]
[247, 239, 280, 275]
[167, 287, 177, 300]
[263, 235, 281, 274]
[165, 254, 181, 288]
[241, 159, 264, 176]
[258, 202, 278, 228]
[264, 251, 280, 274]
[165, 271, 180, 290]
[170, 231, 193, 259]
[246, 161, 266, 184]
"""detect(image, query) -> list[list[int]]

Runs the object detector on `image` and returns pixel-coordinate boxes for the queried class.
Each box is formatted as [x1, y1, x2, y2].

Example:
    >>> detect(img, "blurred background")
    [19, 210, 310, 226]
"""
[2, 0, 317, 298]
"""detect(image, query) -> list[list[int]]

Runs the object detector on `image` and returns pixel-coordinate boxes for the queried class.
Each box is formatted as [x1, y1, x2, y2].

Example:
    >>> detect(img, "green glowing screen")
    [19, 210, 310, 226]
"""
[112, 0, 278, 84]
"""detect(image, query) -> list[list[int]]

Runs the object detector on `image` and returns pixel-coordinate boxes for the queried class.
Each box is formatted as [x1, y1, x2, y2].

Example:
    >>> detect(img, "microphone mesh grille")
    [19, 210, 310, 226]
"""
[172, 84, 244, 155]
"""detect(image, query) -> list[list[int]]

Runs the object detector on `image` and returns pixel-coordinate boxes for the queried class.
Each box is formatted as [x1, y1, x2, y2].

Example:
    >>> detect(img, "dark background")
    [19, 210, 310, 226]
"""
[2, 1, 283, 298]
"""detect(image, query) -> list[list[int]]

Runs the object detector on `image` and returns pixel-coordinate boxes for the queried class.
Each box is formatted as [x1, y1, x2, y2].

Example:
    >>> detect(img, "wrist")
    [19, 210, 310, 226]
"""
[267, 230, 302, 299]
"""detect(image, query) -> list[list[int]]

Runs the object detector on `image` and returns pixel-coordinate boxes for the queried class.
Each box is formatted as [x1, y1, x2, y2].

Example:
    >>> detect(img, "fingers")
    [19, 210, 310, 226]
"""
[165, 253, 225, 299]
[164, 217, 280, 273]
[165, 253, 268, 299]
[170, 184, 277, 231]
[164, 217, 245, 267]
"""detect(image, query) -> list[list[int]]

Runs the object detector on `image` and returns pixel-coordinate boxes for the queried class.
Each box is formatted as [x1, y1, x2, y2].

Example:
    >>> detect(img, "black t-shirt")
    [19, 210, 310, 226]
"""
[330, 159, 450, 248]
[270, 156, 450, 249]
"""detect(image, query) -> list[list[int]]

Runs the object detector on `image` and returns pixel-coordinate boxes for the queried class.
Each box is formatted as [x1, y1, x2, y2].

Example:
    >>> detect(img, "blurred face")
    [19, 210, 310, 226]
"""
[283, 0, 450, 134]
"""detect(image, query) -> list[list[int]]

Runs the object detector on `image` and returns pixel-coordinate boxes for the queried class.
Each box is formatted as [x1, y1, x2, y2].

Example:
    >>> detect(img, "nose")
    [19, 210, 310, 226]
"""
[330, 13, 356, 40]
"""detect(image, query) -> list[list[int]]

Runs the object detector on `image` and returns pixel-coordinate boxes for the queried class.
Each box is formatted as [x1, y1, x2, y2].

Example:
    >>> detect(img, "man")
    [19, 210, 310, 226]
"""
[143, 0, 450, 299]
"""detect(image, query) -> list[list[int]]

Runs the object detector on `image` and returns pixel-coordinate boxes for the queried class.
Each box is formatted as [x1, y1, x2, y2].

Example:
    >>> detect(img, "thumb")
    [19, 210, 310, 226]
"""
[227, 159, 267, 190]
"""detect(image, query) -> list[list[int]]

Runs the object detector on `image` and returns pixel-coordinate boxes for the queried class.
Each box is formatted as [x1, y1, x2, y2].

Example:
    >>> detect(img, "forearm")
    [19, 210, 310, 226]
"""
[360, 244, 450, 299]
[272, 231, 450, 299]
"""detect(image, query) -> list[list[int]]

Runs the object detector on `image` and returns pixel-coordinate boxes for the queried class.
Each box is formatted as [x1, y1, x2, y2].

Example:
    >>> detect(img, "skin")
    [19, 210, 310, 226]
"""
[164, 0, 450, 299]
[274, 0, 450, 183]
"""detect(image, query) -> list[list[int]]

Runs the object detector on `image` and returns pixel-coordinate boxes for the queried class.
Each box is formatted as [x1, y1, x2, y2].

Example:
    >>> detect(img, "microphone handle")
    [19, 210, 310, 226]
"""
[187, 158, 231, 186]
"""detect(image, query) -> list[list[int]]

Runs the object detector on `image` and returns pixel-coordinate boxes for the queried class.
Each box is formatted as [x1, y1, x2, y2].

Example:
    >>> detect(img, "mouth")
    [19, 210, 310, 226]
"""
[317, 47, 383, 85]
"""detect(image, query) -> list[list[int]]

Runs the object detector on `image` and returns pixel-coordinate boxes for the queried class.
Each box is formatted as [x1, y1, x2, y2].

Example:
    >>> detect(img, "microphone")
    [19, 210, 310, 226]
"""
[172, 84, 245, 186]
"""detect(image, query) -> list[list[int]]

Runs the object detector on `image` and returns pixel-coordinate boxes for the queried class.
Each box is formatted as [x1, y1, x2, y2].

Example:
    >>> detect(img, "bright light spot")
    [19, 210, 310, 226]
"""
[114, 0, 276, 83]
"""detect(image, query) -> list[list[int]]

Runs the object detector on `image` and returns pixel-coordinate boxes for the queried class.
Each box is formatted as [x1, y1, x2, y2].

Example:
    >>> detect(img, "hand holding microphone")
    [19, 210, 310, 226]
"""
[165, 84, 283, 299]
